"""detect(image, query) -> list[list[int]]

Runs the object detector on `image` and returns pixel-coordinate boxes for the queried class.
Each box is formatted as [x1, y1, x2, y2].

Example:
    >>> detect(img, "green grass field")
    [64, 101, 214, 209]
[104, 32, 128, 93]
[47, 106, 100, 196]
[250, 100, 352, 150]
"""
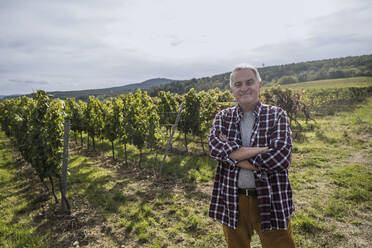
[1, 93, 371, 247]
[278, 76, 372, 90]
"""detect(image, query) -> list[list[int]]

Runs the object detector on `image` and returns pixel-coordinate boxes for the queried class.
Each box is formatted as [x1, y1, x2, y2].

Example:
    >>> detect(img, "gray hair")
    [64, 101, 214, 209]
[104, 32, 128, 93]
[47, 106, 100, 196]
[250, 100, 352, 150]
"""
[229, 64, 262, 88]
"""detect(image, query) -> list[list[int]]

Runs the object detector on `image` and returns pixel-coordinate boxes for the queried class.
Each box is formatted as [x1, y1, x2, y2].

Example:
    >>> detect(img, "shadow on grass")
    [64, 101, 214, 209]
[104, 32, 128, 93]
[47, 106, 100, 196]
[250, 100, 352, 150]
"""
[30, 161, 119, 247]
[2, 131, 216, 247]
[7, 172, 51, 226]
[31, 167, 204, 247]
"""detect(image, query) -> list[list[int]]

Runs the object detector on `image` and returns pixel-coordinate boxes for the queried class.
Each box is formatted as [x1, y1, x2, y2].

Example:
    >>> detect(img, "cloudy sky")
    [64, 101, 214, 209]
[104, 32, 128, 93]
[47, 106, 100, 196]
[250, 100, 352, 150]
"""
[1, 0, 371, 95]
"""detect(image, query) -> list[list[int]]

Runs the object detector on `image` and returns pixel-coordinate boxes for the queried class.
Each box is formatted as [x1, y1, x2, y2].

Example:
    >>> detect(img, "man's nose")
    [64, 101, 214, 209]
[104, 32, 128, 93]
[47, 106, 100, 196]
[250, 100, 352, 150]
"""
[240, 82, 250, 91]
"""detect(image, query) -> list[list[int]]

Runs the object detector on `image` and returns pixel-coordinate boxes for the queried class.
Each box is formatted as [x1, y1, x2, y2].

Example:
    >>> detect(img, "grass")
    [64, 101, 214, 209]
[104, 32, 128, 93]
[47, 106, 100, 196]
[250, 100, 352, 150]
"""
[0, 96, 372, 247]
[288, 98, 372, 247]
[0, 136, 45, 248]
[279, 76, 372, 89]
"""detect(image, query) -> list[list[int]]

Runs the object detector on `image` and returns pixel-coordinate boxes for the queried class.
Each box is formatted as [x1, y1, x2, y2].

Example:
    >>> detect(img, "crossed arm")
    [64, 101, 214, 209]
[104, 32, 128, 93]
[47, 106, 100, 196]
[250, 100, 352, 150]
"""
[208, 110, 269, 171]
[219, 134, 268, 171]
[209, 109, 292, 173]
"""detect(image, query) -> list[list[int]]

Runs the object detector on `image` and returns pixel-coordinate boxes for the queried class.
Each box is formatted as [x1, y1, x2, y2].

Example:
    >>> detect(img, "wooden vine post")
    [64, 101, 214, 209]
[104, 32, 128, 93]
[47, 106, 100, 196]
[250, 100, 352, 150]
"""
[159, 102, 185, 176]
[61, 120, 71, 214]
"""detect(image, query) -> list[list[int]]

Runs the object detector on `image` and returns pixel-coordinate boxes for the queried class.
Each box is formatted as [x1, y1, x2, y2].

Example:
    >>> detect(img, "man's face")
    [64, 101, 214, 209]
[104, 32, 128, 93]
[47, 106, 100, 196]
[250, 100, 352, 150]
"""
[230, 69, 262, 110]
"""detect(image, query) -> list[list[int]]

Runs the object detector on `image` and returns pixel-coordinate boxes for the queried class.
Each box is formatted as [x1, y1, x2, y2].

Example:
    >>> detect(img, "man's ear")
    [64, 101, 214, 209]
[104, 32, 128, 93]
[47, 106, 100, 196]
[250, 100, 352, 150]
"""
[259, 81, 263, 89]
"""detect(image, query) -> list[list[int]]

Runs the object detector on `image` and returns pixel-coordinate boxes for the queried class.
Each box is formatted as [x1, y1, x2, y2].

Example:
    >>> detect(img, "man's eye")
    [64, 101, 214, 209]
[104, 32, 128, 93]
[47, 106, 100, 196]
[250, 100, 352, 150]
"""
[234, 82, 242, 87]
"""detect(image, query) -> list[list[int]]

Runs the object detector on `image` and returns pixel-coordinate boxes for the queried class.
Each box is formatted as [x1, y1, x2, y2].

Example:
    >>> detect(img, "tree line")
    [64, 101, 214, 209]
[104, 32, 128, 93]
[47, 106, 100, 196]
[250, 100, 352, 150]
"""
[148, 54, 372, 96]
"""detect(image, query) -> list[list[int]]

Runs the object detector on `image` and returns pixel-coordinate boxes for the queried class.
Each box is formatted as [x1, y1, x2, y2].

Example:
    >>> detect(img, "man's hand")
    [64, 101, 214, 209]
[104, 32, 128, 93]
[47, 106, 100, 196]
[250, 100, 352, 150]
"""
[219, 133, 228, 142]
[236, 160, 258, 171]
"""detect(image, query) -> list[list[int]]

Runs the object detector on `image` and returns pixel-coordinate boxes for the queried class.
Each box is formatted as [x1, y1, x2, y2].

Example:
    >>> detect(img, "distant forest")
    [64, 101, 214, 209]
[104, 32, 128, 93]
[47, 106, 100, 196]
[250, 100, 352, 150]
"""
[9, 54, 370, 101]
[147, 54, 372, 96]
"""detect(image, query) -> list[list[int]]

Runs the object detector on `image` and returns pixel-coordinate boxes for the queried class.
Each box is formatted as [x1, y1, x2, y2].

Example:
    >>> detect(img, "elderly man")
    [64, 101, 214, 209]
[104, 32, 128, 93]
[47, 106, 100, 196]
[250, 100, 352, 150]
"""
[208, 64, 296, 248]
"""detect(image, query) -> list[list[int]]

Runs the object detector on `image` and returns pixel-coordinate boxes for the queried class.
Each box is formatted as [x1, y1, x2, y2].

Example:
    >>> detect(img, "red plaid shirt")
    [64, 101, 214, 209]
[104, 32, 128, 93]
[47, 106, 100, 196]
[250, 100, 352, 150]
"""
[208, 101, 294, 231]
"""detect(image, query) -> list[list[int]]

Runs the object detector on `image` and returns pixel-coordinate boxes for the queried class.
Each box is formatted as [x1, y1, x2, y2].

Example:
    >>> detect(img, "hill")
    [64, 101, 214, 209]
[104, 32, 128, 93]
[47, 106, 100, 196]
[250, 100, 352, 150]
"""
[147, 54, 372, 96]
[3, 55, 371, 100]
[48, 78, 175, 100]
[0, 94, 22, 99]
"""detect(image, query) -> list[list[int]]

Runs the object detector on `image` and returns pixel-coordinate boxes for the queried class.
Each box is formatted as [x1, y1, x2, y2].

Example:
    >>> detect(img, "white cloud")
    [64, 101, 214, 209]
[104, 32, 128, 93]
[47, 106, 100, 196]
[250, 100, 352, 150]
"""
[9, 79, 49, 85]
[0, 0, 371, 95]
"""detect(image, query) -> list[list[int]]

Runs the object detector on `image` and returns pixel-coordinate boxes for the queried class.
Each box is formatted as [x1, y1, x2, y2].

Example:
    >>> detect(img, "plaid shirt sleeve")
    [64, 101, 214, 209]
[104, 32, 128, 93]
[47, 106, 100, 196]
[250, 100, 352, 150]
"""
[249, 109, 292, 173]
[208, 110, 240, 168]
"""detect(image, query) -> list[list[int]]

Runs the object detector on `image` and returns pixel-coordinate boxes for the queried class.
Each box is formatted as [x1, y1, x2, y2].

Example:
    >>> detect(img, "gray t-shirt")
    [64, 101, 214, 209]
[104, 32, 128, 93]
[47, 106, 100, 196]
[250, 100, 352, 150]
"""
[238, 111, 256, 189]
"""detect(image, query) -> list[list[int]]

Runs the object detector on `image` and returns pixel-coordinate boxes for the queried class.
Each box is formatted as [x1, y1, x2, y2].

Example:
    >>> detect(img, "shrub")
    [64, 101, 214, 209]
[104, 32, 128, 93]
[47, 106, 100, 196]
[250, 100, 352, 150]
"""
[278, 75, 299, 85]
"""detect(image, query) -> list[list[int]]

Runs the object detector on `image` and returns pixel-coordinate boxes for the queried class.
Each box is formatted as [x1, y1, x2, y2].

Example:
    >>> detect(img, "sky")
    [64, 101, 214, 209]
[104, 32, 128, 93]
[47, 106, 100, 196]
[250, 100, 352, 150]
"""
[1, 0, 371, 95]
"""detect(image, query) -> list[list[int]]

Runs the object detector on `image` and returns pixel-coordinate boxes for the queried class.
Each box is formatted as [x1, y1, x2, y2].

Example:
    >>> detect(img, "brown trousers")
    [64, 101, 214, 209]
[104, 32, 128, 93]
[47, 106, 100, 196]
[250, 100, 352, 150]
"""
[223, 195, 296, 248]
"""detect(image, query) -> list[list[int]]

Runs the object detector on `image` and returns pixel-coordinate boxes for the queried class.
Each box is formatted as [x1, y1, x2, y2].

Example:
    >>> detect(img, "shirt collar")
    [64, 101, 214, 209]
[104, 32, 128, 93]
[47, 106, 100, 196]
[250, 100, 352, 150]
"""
[253, 101, 263, 117]
[235, 101, 262, 119]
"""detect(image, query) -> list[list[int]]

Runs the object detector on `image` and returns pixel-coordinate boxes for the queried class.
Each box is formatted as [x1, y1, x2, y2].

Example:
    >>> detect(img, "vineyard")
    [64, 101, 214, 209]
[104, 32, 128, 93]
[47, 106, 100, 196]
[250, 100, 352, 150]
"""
[0, 78, 372, 247]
